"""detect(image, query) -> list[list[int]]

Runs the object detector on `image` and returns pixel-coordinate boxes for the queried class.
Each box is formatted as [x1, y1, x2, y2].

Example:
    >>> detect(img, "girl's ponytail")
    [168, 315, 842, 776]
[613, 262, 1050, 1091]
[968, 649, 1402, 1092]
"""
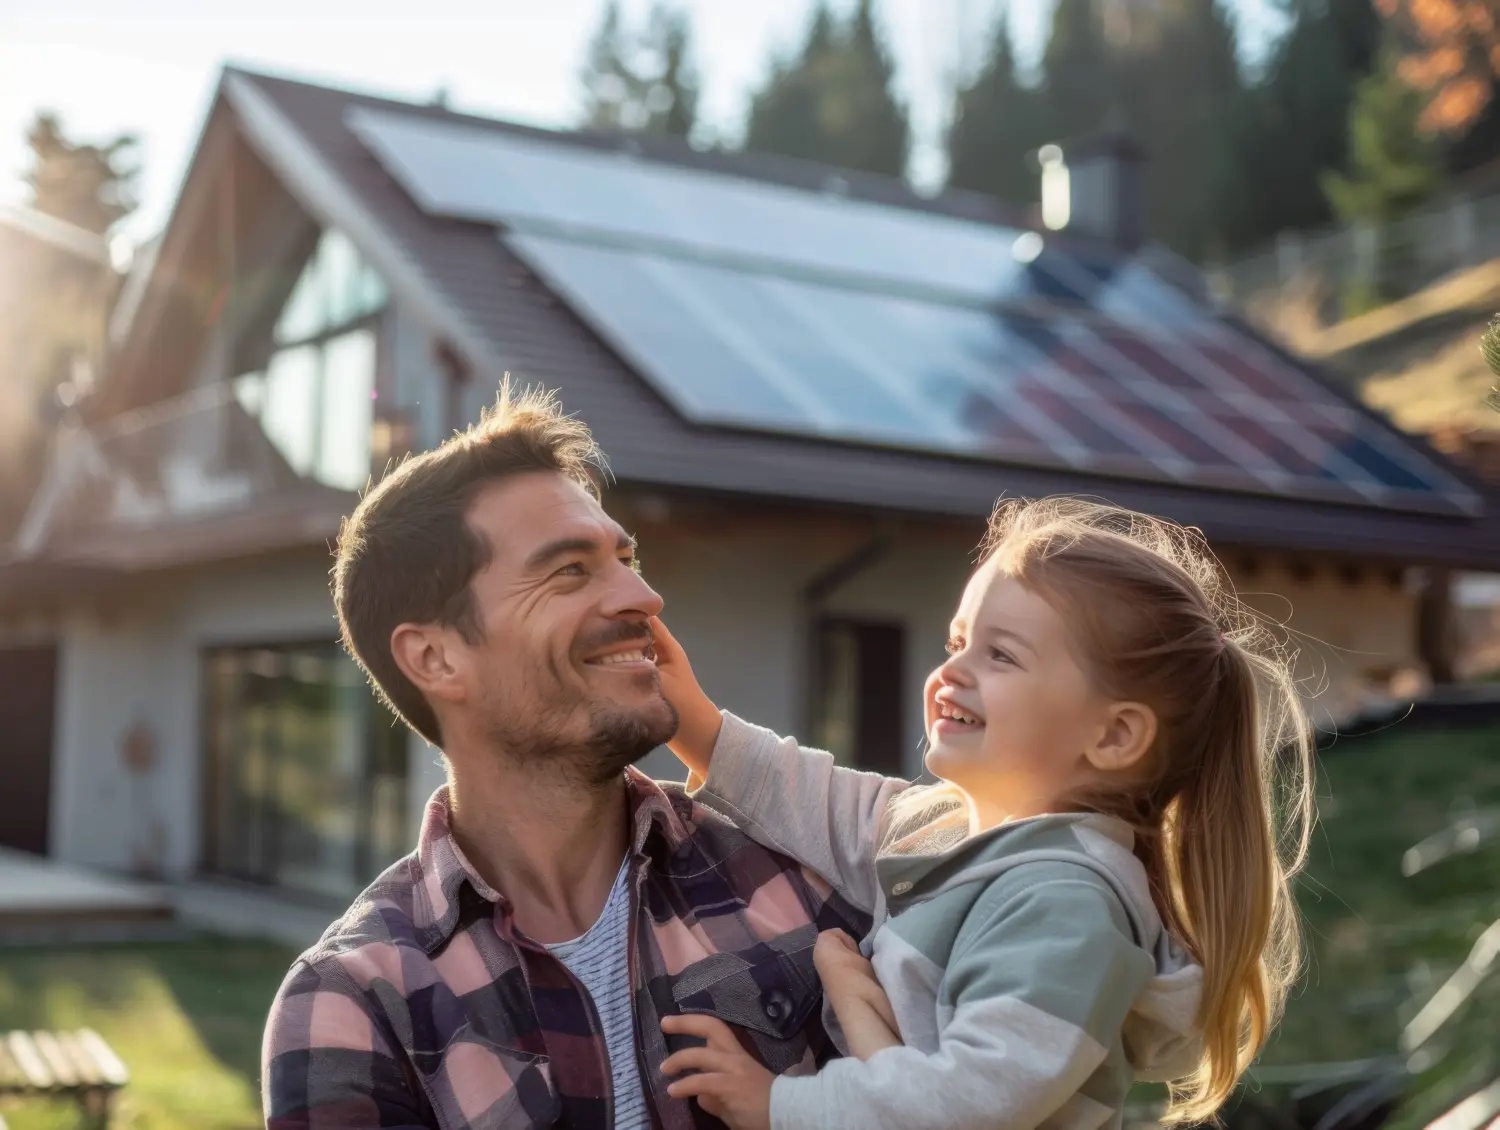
[1156, 639, 1311, 1124]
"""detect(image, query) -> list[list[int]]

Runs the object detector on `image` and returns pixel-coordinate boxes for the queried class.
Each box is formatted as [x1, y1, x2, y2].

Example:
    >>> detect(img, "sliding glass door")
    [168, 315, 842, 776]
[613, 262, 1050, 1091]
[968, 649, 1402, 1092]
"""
[202, 642, 409, 902]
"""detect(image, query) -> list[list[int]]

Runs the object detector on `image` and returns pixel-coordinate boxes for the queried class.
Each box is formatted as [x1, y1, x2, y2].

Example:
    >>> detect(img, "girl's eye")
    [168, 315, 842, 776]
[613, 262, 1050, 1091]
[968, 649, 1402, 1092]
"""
[990, 647, 1015, 665]
[622, 556, 641, 575]
[945, 636, 965, 655]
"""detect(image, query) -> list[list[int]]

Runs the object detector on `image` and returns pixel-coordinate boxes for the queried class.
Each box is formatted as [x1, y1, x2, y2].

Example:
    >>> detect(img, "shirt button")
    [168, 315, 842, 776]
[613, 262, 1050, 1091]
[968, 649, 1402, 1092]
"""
[762, 988, 794, 1025]
[891, 880, 913, 896]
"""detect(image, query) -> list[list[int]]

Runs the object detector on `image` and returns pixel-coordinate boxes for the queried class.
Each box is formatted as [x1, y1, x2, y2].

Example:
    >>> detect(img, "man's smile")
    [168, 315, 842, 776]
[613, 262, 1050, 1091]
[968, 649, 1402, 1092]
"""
[581, 639, 658, 670]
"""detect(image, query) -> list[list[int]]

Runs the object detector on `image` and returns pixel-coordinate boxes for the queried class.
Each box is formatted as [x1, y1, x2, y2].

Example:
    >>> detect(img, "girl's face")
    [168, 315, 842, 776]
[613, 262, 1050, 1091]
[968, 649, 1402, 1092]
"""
[923, 562, 1142, 828]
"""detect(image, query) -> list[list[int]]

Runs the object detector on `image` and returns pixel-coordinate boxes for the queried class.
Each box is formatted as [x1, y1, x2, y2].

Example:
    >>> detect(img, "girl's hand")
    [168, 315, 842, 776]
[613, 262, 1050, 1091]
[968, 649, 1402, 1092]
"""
[650, 617, 722, 781]
[660, 1014, 772, 1130]
[814, 930, 902, 1060]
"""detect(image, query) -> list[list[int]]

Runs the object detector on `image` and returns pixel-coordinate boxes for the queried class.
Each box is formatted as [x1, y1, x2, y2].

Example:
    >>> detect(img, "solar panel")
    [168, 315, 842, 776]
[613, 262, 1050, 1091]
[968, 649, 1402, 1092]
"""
[343, 107, 1476, 515]
[348, 108, 1327, 345]
[505, 232, 1477, 514]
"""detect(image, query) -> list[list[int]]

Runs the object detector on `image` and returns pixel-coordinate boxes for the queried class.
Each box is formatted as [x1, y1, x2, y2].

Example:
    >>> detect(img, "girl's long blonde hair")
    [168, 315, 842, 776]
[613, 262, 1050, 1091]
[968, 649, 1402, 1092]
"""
[897, 497, 1314, 1125]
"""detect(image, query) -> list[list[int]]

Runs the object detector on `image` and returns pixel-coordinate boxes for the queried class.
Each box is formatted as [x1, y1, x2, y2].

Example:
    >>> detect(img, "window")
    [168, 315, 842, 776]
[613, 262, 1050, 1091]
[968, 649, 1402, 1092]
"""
[202, 642, 409, 902]
[811, 618, 906, 775]
[233, 230, 387, 491]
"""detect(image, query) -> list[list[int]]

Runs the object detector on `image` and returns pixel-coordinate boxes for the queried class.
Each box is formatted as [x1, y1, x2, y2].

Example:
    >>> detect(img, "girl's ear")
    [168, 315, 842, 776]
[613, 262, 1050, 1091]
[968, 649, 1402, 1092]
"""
[1085, 701, 1157, 774]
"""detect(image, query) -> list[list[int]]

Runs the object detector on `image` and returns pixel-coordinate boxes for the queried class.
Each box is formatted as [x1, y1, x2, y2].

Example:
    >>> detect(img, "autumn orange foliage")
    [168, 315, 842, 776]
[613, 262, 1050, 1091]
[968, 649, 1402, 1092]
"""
[1374, 0, 1500, 132]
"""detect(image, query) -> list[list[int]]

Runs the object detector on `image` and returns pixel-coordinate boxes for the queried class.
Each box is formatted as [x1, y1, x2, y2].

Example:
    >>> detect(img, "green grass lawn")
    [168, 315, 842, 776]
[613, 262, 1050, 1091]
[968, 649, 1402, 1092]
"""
[0, 939, 297, 1130]
[1254, 720, 1500, 1129]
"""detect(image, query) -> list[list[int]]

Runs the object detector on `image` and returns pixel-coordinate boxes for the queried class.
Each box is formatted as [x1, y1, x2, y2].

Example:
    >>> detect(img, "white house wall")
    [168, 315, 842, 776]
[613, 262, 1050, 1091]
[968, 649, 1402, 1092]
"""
[52, 596, 189, 873]
[48, 552, 343, 877]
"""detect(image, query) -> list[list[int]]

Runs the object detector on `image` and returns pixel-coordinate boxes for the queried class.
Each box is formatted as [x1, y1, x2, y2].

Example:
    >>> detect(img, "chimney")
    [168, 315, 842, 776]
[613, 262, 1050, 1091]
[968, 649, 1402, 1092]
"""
[1038, 130, 1147, 250]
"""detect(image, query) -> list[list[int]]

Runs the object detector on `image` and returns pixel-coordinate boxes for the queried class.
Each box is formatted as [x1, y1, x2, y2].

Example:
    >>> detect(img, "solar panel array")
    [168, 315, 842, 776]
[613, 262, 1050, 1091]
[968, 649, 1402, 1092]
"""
[347, 107, 1478, 516]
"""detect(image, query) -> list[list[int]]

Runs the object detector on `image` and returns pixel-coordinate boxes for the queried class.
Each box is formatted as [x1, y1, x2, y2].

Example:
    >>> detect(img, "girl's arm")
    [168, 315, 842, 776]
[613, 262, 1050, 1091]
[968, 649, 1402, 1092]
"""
[768, 868, 1164, 1130]
[651, 617, 910, 916]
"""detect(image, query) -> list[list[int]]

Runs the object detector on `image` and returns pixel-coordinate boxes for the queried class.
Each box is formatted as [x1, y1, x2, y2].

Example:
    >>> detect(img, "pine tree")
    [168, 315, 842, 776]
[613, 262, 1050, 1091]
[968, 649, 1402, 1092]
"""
[1039, 0, 1117, 145]
[580, 2, 634, 132]
[25, 111, 137, 234]
[744, 5, 839, 165]
[1323, 48, 1443, 224]
[1215, 0, 1383, 254]
[946, 14, 1051, 208]
[1002, 0, 1246, 256]
[578, 1, 699, 140]
[646, 5, 698, 139]
[1321, 46, 1443, 311]
[1131, 0, 1245, 258]
[744, 0, 910, 178]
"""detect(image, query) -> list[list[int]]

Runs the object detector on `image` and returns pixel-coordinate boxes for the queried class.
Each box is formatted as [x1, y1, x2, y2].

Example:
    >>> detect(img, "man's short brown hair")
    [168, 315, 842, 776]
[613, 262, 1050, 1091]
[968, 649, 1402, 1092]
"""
[333, 382, 603, 747]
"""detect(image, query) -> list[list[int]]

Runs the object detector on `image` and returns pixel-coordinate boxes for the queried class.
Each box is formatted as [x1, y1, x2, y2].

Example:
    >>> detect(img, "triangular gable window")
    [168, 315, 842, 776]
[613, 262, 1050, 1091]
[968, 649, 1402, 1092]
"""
[234, 230, 387, 490]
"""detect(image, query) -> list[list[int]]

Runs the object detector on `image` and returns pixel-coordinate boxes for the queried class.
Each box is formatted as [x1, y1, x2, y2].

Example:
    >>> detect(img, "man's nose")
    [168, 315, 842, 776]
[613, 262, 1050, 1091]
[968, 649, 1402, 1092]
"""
[606, 562, 665, 620]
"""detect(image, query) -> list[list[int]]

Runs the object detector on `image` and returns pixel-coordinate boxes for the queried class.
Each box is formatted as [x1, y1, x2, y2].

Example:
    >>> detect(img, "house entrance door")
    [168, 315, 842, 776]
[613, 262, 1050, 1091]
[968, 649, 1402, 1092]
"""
[0, 645, 58, 855]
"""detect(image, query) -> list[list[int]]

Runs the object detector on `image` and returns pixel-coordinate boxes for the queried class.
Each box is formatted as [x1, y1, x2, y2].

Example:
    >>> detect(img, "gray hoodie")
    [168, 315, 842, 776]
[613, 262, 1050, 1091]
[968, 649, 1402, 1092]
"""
[693, 713, 1205, 1130]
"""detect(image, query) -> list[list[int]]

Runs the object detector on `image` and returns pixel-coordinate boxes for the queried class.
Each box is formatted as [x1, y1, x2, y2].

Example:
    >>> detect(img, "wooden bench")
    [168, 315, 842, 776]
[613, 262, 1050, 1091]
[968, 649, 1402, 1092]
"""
[0, 1029, 128, 1129]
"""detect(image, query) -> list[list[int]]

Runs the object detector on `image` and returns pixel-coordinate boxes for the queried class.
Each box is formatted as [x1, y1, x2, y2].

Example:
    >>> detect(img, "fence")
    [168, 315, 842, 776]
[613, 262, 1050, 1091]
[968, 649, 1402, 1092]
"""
[1212, 193, 1500, 321]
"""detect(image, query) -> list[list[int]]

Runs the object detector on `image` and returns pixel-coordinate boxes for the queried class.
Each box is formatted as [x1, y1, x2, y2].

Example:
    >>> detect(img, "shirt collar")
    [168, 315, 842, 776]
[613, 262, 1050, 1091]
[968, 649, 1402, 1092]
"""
[410, 768, 693, 951]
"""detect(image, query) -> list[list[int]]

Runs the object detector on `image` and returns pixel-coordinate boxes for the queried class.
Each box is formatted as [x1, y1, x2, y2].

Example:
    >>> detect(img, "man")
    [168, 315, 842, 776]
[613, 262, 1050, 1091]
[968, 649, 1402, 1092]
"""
[261, 384, 869, 1129]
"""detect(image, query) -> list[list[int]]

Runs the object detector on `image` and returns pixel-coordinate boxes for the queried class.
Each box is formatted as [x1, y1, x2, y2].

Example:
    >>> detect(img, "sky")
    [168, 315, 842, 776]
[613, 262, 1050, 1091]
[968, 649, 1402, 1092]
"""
[0, 0, 1282, 252]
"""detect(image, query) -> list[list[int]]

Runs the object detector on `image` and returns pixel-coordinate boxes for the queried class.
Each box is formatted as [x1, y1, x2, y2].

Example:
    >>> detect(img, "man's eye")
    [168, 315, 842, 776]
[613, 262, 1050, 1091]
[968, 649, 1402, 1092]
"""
[555, 562, 586, 577]
[945, 636, 965, 655]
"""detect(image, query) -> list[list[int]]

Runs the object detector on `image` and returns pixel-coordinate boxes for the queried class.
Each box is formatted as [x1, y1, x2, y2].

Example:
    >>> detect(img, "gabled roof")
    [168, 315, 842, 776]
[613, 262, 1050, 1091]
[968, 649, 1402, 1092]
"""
[86, 68, 1500, 570]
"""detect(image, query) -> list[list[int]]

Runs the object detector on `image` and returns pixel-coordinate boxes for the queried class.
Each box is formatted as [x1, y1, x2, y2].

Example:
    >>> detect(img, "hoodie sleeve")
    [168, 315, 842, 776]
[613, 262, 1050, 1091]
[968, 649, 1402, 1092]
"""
[769, 865, 1158, 1130]
[689, 711, 910, 916]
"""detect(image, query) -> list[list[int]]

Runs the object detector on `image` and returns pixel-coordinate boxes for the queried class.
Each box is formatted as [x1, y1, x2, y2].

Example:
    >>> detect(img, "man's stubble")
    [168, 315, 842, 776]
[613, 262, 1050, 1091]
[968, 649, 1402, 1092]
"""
[480, 652, 679, 789]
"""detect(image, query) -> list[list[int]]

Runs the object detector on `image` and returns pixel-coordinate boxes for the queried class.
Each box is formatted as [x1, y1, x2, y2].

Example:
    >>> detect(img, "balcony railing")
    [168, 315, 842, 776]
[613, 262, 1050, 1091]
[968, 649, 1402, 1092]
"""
[17, 382, 316, 555]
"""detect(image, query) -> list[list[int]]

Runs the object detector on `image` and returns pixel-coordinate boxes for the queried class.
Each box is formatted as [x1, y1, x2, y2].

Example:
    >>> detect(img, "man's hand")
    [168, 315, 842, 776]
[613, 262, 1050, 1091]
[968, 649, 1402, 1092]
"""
[814, 930, 903, 1060]
[650, 617, 722, 781]
[660, 1014, 772, 1130]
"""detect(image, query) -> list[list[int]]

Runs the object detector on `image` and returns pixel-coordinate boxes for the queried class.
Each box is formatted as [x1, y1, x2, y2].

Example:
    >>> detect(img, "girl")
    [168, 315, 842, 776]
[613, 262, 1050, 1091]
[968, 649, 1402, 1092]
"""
[653, 497, 1314, 1130]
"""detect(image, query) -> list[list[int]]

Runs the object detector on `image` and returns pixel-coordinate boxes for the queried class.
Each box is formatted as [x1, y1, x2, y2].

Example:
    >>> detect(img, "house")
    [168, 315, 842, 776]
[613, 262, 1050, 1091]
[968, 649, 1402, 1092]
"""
[1, 67, 1496, 921]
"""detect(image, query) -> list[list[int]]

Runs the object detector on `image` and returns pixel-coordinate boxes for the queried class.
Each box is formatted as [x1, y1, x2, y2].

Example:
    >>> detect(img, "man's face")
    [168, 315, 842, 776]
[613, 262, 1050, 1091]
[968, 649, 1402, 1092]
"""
[453, 472, 677, 784]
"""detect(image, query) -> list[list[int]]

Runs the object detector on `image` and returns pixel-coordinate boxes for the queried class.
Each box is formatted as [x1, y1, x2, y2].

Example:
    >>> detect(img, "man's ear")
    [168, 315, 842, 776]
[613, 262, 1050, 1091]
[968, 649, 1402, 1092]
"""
[390, 622, 468, 706]
[1084, 701, 1157, 775]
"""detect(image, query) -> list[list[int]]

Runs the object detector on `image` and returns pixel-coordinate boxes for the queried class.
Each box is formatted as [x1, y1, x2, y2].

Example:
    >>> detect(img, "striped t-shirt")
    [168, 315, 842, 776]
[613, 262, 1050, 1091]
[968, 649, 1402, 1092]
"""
[545, 858, 648, 1129]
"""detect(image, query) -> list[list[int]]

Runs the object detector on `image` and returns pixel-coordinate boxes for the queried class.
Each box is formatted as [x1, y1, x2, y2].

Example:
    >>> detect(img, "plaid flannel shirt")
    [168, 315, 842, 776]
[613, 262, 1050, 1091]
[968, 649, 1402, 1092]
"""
[262, 768, 870, 1129]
